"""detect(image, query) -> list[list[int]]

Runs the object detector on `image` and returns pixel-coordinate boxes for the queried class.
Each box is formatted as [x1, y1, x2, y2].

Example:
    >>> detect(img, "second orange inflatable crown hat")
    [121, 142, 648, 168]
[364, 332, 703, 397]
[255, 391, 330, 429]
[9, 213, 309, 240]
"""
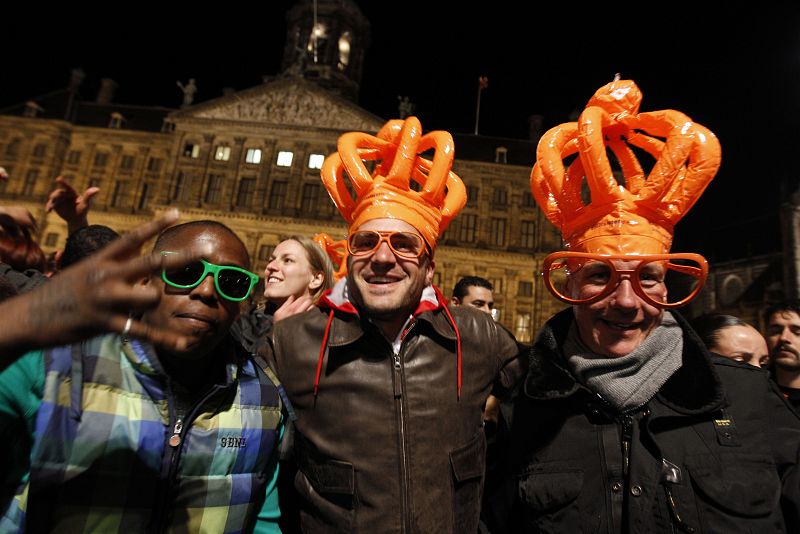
[530, 79, 722, 255]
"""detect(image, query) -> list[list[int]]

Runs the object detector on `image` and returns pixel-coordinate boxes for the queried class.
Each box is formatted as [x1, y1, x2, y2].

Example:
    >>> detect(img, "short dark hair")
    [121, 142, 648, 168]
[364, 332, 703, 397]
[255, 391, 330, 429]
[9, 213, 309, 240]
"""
[154, 220, 247, 260]
[0, 225, 46, 273]
[763, 301, 800, 326]
[690, 313, 750, 351]
[452, 276, 493, 300]
[60, 225, 120, 269]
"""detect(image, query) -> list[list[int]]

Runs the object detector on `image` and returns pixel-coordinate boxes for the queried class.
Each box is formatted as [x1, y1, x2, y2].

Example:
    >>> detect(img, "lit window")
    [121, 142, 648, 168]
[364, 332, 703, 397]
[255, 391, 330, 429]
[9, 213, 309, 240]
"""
[338, 31, 351, 70]
[245, 148, 263, 164]
[307, 22, 328, 61]
[515, 312, 532, 343]
[308, 153, 325, 169]
[214, 146, 231, 161]
[276, 151, 294, 167]
[109, 112, 125, 129]
[183, 143, 200, 158]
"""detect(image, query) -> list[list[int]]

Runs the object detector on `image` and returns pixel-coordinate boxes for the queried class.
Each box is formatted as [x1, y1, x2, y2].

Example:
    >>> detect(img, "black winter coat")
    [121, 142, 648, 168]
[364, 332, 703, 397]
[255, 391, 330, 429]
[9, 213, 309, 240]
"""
[493, 309, 800, 534]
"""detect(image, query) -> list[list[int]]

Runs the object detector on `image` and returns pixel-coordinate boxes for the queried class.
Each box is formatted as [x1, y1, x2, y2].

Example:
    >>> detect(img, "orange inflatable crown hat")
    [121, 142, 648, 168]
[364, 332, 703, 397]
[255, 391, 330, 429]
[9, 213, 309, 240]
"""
[320, 116, 467, 251]
[312, 233, 348, 281]
[530, 79, 722, 255]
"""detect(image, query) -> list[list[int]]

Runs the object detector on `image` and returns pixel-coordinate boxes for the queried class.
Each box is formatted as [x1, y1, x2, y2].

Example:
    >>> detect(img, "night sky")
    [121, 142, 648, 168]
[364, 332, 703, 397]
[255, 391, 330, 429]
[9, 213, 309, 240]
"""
[4, 1, 800, 261]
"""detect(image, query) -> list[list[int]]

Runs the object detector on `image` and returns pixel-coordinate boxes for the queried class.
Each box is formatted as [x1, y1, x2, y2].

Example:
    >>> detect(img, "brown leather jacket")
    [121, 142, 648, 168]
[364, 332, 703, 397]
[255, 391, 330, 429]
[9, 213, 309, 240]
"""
[264, 287, 525, 533]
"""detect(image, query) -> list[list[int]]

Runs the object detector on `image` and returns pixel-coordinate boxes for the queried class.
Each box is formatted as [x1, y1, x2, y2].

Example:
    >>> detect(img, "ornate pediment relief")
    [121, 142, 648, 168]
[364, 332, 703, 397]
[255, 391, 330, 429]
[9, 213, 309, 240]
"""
[181, 79, 384, 132]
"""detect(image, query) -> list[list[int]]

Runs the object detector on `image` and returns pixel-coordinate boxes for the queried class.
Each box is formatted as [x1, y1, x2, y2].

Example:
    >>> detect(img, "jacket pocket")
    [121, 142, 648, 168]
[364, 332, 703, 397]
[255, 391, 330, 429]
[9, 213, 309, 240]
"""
[450, 432, 486, 533]
[517, 467, 584, 533]
[295, 438, 355, 533]
[685, 454, 782, 532]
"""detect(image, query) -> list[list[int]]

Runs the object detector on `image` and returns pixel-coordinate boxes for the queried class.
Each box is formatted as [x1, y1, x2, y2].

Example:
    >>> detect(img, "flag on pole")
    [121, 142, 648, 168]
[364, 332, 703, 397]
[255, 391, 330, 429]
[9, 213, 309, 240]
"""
[474, 76, 489, 135]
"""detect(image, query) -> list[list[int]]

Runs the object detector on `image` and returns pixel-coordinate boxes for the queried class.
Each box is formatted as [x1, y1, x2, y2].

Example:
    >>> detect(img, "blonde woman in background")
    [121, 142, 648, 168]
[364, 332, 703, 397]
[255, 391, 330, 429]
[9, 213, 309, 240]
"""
[231, 235, 334, 353]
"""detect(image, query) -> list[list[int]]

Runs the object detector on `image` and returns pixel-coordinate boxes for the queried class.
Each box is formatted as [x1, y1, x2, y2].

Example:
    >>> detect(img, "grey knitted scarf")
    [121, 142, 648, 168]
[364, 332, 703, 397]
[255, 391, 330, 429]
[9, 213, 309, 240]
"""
[564, 312, 683, 413]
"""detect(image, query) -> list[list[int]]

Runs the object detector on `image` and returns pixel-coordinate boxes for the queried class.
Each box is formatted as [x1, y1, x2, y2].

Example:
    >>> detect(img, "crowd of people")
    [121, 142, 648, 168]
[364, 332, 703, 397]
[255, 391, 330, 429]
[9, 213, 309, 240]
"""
[0, 79, 799, 534]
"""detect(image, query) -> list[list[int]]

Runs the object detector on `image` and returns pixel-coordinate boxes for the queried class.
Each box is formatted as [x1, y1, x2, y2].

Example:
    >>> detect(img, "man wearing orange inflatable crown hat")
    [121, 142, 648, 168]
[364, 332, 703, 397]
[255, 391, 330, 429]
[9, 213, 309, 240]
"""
[261, 116, 527, 533]
[487, 79, 800, 533]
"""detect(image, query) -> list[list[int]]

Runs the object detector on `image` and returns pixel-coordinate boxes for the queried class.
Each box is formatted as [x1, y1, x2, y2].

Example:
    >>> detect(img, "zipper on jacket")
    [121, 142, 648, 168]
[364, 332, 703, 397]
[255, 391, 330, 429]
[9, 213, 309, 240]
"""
[620, 415, 633, 477]
[169, 418, 183, 447]
[392, 321, 415, 534]
[393, 351, 411, 533]
[152, 383, 222, 533]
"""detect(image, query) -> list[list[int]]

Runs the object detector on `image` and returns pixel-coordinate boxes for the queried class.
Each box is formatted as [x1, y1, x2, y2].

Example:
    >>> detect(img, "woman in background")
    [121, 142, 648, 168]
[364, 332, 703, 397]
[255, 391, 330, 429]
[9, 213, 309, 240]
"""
[261, 235, 335, 534]
[690, 313, 770, 368]
[231, 235, 334, 353]
[264, 235, 334, 316]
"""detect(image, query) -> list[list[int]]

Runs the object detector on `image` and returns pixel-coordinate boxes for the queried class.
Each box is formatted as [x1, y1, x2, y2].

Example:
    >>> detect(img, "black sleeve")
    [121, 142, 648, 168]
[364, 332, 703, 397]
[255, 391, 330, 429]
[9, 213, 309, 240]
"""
[763, 376, 800, 531]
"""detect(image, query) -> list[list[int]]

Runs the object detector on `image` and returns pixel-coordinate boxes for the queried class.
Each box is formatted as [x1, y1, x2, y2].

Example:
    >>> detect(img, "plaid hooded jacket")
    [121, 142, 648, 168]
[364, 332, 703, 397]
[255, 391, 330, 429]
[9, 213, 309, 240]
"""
[0, 333, 284, 533]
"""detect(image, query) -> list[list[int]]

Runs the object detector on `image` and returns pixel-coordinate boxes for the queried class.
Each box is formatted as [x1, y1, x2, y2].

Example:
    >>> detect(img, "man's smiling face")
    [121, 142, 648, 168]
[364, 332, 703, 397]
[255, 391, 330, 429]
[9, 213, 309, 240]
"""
[346, 218, 434, 323]
[569, 258, 664, 357]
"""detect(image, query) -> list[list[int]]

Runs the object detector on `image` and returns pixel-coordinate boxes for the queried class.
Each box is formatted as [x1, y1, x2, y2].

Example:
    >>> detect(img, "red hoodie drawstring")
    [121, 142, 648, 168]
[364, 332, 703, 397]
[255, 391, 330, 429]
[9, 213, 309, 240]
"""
[314, 309, 335, 397]
[314, 286, 463, 400]
[434, 286, 463, 400]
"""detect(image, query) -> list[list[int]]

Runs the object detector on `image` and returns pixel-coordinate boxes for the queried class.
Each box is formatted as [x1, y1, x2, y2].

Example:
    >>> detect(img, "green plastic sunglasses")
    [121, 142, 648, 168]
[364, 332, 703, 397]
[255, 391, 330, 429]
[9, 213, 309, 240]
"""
[161, 252, 259, 302]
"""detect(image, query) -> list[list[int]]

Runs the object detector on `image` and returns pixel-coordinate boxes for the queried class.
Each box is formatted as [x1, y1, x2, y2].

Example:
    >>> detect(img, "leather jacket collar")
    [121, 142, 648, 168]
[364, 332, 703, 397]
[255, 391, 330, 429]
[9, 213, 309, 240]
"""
[318, 279, 457, 347]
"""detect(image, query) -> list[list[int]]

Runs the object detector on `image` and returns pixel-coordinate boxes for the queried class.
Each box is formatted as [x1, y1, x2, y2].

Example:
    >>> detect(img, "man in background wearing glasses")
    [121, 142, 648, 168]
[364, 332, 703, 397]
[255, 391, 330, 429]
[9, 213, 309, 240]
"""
[264, 117, 526, 533]
[0, 220, 285, 533]
[492, 80, 800, 533]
